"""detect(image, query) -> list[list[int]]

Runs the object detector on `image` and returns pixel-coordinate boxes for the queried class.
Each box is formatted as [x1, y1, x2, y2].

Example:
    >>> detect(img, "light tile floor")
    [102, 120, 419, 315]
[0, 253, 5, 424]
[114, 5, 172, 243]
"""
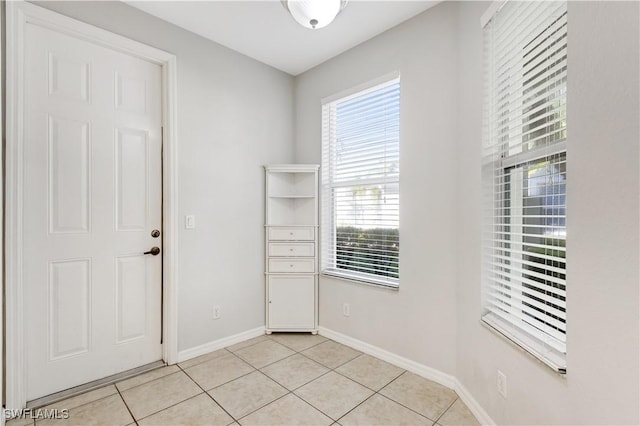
[10, 334, 480, 426]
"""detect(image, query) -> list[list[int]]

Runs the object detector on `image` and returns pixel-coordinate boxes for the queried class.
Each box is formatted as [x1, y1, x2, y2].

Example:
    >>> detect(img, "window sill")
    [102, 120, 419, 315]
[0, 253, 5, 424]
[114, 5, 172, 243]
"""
[480, 314, 567, 375]
[321, 271, 399, 291]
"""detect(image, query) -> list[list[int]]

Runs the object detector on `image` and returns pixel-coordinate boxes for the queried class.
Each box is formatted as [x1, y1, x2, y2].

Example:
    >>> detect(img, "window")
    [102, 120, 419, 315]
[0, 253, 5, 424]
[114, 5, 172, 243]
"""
[321, 76, 400, 288]
[481, 1, 567, 372]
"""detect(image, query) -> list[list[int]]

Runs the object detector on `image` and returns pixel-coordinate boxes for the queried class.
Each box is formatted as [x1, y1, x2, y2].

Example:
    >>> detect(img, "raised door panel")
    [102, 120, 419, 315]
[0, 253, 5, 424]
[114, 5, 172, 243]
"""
[48, 52, 90, 103]
[48, 115, 91, 234]
[115, 256, 148, 343]
[268, 275, 315, 329]
[115, 128, 149, 232]
[48, 259, 91, 360]
[115, 72, 146, 114]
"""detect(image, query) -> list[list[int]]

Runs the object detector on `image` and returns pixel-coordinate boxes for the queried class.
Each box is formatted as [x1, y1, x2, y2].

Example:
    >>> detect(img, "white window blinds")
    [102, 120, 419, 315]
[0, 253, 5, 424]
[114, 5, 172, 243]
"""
[481, 1, 567, 372]
[321, 78, 400, 288]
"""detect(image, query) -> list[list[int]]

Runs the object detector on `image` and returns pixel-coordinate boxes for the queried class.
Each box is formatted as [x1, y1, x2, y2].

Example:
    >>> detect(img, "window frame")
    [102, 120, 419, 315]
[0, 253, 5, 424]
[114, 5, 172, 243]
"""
[320, 74, 401, 289]
[481, 0, 568, 373]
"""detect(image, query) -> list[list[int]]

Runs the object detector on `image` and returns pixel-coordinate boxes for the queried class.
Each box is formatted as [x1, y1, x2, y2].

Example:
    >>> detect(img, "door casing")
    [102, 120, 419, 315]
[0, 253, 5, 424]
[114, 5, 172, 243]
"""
[5, 1, 179, 410]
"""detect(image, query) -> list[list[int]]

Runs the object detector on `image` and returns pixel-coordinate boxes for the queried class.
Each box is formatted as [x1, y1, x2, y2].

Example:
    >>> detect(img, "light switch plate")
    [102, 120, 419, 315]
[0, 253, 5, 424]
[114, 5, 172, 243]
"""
[185, 215, 195, 229]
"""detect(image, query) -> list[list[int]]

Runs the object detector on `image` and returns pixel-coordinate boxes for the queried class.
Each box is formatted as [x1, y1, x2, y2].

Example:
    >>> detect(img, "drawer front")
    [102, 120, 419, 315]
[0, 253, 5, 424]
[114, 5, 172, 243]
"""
[268, 227, 315, 241]
[269, 243, 315, 257]
[268, 258, 315, 273]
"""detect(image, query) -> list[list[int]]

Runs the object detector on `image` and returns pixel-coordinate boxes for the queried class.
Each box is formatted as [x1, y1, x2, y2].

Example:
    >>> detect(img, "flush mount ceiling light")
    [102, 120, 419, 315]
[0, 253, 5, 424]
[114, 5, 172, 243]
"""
[282, 0, 348, 29]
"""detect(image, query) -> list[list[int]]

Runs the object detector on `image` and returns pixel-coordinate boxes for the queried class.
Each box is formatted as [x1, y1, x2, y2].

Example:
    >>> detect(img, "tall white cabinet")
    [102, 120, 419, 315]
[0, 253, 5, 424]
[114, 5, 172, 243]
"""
[264, 164, 319, 334]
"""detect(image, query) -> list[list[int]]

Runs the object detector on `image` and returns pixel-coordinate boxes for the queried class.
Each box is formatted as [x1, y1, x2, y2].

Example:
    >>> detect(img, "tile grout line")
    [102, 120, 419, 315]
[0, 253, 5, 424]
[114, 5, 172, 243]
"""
[180, 350, 261, 392]
[316, 344, 461, 424]
[208, 365, 303, 423]
[288, 390, 338, 423]
[433, 396, 459, 424]
[233, 335, 344, 423]
[118, 369, 190, 395]
[334, 390, 379, 424]
[232, 335, 331, 372]
[329, 355, 404, 393]
[212, 336, 332, 424]
[323, 355, 409, 424]
[234, 348, 297, 370]
[131, 391, 213, 424]
[331, 369, 436, 424]
[235, 390, 296, 425]
[126, 361, 264, 423]
[373, 372, 423, 413]
[229, 370, 292, 423]
[289, 340, 380, 423]
[321, 340, 472, 424]
[33, 387, 121, 420]
[177, 348, 234, 370]
[122, 372, 210, 423]
[375, 391, 439, 424]
[114, 385, 138, 425]
[267, 336, 329, 353]
[176, 364, 240, 425]
[296, 342, 362, 371]
[227, 338, 271, 354]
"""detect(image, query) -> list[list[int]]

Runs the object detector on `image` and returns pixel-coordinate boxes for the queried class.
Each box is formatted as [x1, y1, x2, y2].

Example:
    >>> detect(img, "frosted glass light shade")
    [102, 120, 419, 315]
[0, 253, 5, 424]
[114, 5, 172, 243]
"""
[285, 0, 344, 29]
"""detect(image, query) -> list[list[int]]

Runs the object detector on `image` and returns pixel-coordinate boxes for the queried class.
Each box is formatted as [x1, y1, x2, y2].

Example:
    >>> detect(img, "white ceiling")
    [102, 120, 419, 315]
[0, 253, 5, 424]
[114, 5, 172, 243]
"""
[125, 1, 440, 75]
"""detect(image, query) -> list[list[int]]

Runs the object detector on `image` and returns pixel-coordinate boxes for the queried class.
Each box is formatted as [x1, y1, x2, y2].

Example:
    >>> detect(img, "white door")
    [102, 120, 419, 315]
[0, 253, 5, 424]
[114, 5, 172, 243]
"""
[23, 21, 163, 400]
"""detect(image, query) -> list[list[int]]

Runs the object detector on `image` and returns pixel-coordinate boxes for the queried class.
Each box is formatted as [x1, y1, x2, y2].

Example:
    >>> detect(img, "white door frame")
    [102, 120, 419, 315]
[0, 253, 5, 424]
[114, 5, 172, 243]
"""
[5, 1, 179, 410]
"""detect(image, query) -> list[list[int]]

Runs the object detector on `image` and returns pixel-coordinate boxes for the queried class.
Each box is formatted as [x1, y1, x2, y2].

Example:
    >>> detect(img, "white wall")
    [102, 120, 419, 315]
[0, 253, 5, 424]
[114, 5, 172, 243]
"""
[456, 1, 640, 425]
[34, 1, 295, 352]
[295, 2, 459, 376]
[297, 1, 639, 424]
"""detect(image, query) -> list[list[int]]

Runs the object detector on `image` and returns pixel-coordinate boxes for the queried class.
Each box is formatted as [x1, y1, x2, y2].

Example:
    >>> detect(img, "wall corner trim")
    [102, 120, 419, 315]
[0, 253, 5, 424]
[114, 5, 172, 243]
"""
[176, 327, 266, 364]
[317, 327, 496, 425]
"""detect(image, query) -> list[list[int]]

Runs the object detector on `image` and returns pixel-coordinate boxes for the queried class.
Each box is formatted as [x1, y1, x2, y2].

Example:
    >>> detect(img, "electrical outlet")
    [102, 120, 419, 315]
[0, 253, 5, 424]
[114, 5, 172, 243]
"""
[497, 370, 507, 398]
[342, 303, 350, 317]
[213, 305, 221, 320]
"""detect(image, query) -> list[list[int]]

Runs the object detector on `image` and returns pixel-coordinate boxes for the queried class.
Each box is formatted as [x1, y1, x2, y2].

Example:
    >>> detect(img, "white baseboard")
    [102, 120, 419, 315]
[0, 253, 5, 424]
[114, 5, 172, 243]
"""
[454, 379, 496, 426]
[318, 327, 495, 426]
[318, 327, 456, 389]
[177, 326, 265, 363]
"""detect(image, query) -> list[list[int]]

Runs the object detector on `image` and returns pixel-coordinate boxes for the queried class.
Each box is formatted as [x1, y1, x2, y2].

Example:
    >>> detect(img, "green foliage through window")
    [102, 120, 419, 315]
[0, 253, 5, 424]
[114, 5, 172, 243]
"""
[335, 226, 399, 279]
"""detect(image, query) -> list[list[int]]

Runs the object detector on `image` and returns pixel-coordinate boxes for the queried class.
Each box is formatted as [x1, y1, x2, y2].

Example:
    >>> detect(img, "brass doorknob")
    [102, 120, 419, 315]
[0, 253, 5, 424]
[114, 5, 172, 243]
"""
[144, 247, 161, 256]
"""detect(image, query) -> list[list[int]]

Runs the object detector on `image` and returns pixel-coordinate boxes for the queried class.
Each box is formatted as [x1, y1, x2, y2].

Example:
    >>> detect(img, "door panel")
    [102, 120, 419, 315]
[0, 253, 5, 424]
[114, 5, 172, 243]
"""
[268, 276, 315, 329]
[47, 115, 91, 234]
[48, 259, 91, 360]
[48, 52, 91, 103]
[24, 21, 163, 400]
[116, 256, 148, 343]
[115, 128, 149, 231]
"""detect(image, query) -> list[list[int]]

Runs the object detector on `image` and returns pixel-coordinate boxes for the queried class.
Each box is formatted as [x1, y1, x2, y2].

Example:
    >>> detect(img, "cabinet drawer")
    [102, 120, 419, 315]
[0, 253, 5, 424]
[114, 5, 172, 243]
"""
[269, 243, 315, 257]
[268, 227, 315, 241]
[268, 258, 315, 273]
